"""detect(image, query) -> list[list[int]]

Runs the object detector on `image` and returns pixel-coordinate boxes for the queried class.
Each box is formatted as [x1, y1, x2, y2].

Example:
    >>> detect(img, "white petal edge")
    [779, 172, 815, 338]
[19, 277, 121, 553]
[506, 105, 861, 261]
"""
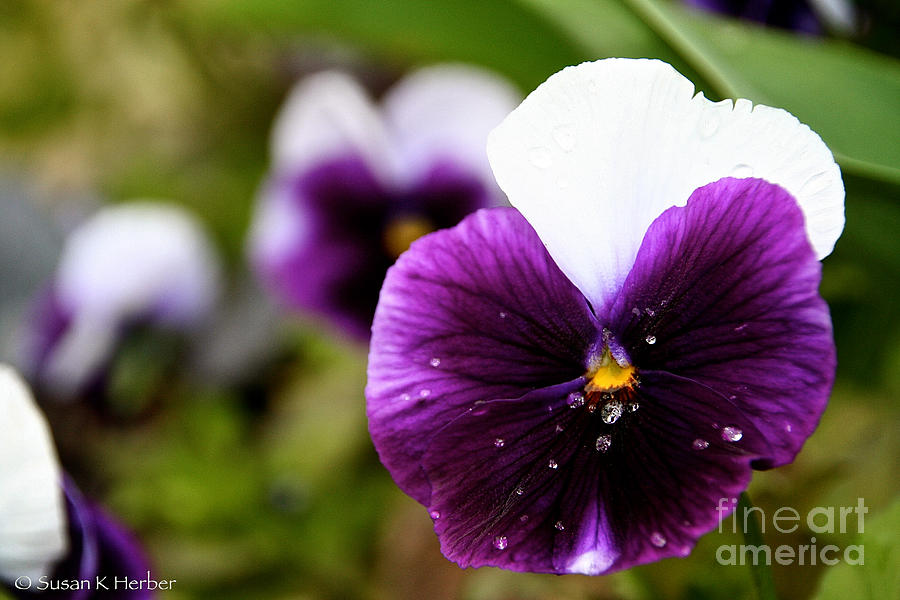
[382, 64, 521, 200]
[270, 70, 395, 182]
[0, 365, 67, 583]
[487, 58, 844, 308]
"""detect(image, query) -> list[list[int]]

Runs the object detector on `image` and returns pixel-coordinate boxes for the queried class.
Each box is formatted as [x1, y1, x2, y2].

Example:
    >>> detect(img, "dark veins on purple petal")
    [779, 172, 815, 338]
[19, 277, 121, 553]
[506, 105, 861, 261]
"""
[272, 155, 489, 339]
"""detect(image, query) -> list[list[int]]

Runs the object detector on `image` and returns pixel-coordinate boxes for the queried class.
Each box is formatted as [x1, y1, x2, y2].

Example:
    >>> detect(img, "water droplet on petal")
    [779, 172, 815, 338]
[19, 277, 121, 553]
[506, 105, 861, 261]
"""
[528, 146, 553, 169]
[692, 438, 709, 450]
[644, 307, 656, 317]
[601, 400, 624, 424]
[494, 438, 505, 448]
[627, 402, 639, 413]
[555, 423, 564, 433]
[785, 422, 793, 433]
[493, 535, 508, 550]
[429, 357, 441, 367]
[520, 515, 529, 523]
[650, 532, 667, 547]
[419, 389, 431, 398]
[515, 486, 525, 496]
[430, 510, 441, 519]
[731, 163, 754, 178]
[567, 392, 585, 408]
[721, 426, 743, 442]
[645, 335, 657, 345]
[595, 434, 612, 453]
[554, 521, 565, 531]
[548, 459, 558, 470]
[400, 393, 411, 402]
[632, 307, 641, 317]
[498, 311, 507, 319]
[552, 124, 577, 151]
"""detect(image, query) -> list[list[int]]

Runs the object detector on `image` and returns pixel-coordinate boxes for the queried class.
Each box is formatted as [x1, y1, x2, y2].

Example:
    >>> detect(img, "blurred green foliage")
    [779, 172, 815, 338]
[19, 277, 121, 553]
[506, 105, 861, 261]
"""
[1, 1, 898, 599]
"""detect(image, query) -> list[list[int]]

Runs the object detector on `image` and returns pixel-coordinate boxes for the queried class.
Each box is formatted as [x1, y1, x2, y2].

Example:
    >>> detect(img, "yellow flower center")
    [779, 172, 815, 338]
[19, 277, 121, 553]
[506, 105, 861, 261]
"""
[585, 348, 636, 393]
[383, 215, 435, 258]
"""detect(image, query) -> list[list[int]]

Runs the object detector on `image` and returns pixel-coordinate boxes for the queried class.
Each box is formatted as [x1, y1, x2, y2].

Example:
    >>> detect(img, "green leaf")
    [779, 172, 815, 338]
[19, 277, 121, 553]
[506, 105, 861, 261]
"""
[516, 0, 900, 184]
[813, 498, 900, 600]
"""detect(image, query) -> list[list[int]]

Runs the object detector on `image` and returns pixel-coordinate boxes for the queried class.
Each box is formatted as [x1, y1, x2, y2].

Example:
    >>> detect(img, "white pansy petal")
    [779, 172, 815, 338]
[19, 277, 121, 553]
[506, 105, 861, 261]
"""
[271, 71, 394, 180]
[382, 64, 520, 195]
[56, 202, 221, 327]
[0, 365, 67, 582]
[487, 58, 844, 308]
[247, 178, 311, 272]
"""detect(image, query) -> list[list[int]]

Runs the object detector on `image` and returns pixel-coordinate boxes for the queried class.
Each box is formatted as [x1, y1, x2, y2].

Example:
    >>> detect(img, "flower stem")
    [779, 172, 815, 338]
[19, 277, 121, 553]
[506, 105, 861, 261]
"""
[738, 492, 778, 600]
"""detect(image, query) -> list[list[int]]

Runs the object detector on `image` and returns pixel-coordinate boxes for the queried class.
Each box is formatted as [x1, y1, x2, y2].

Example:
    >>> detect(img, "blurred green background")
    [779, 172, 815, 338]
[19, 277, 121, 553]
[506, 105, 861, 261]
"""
[1, 1, 898, 599]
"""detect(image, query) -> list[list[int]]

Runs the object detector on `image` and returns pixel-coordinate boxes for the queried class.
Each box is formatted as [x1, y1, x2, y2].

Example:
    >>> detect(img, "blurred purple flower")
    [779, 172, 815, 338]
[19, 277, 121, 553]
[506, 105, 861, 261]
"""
[366, 59, 844, 574]
[0, 366, 153, 598]
[248, 65, 520, 340]
[684, 0, 857, 34]
[24, 203, 221, 399]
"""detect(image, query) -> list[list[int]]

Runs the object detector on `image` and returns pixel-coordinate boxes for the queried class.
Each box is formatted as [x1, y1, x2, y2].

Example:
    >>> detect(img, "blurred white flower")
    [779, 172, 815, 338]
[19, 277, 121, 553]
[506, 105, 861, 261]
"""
[26, 202, 222, 398]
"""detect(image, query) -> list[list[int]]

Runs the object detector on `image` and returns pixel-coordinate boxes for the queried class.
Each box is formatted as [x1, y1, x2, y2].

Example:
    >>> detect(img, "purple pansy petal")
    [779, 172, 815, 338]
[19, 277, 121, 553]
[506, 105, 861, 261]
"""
[22, 288, 72, 390]
[38, 478, 153, 600]
[252, 155, 497, 340]
[90, 507, 153, 599]
[405, 160, 491, 227]
[606, 177, 835, 469]
[422, 380, 610, 574]
[421, 371, 766, 574]
[367, 207, 601, 504]
[252, 155, 393, 338]
[684, 0, 823, 34]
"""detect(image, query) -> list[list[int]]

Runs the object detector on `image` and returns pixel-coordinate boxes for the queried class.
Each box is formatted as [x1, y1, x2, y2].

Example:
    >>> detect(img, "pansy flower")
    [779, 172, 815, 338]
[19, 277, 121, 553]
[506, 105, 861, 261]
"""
[248, 65, 520, 339]
[26, 203, 221, 399]
[0, 365, 153, 598]
[366, 58, 843, 574]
